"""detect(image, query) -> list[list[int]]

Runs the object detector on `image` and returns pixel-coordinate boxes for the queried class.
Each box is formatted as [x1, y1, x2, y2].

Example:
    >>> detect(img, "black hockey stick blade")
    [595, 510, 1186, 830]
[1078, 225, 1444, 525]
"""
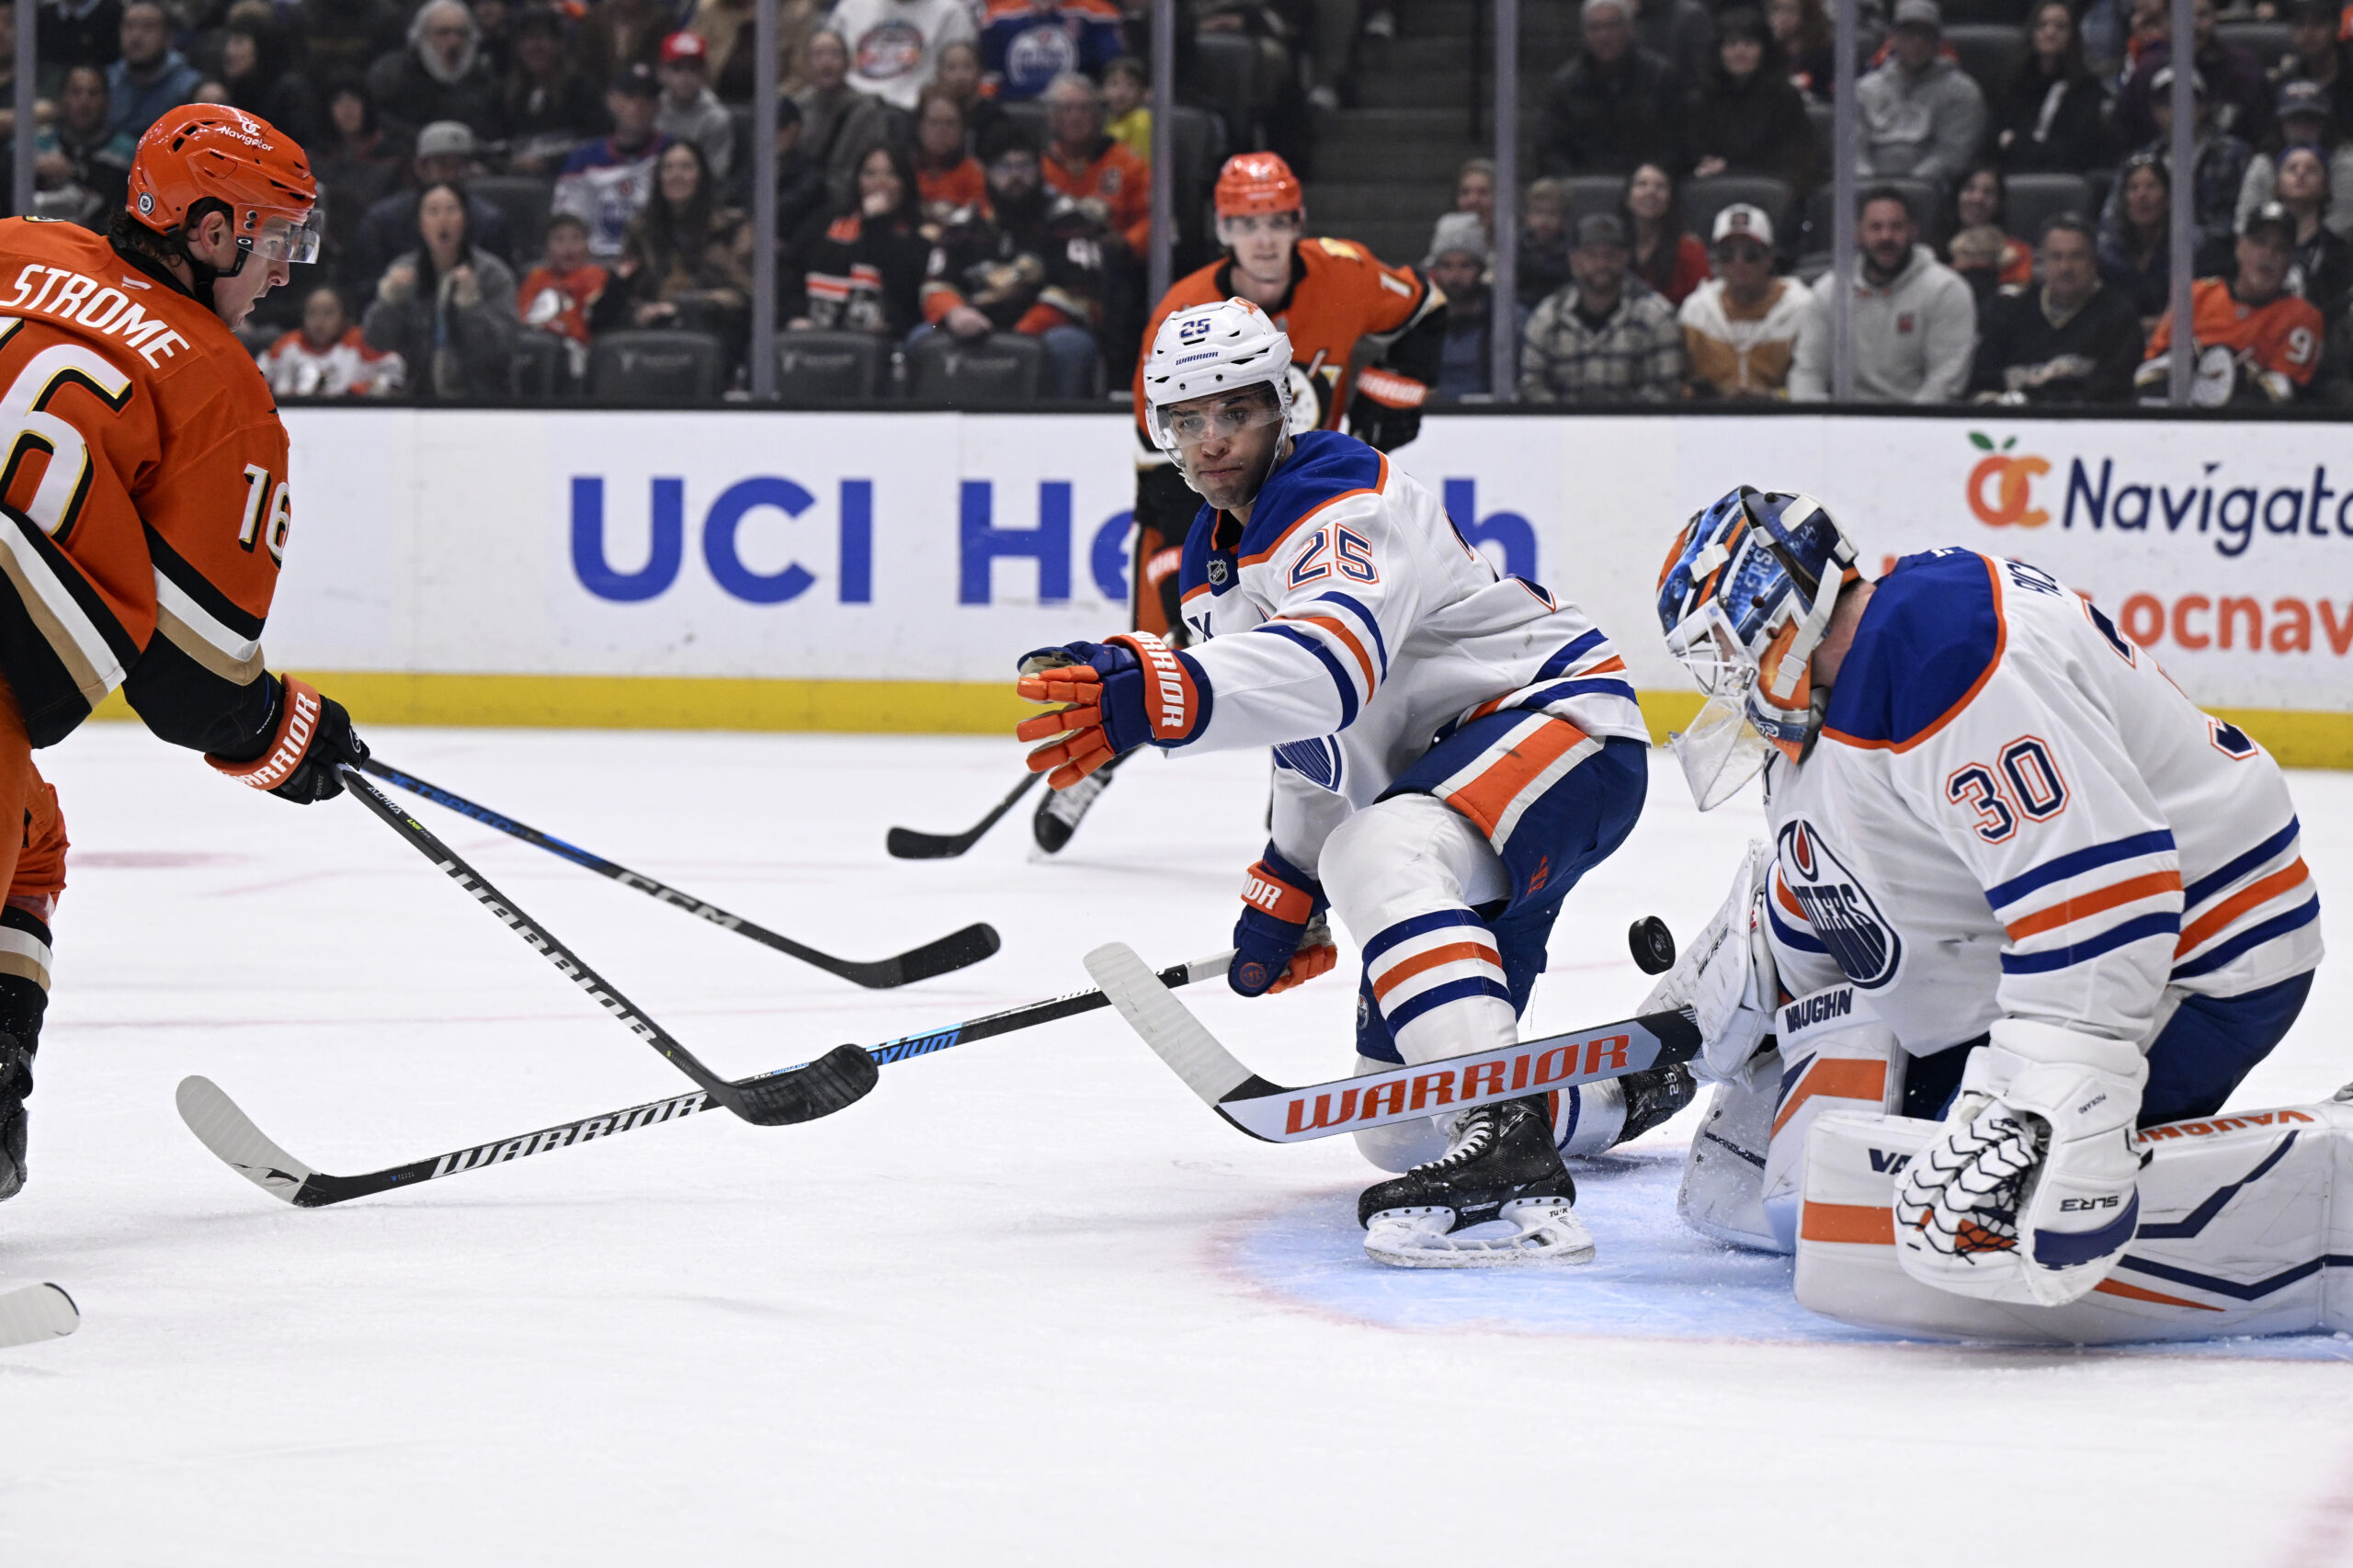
[360, 757, 999, 989]
[1084, 941, 1702, 1143]
[725, 1043, 878, 1126]
[0, 1282, 76, 1348]
[887, 772, 1038, 859]
[177, 951, 1234, 1208]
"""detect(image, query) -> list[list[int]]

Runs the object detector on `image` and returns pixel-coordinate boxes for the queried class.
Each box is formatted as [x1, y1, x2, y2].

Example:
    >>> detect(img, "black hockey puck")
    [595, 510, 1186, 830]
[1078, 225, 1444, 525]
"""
[1629, 915, 1677, 975]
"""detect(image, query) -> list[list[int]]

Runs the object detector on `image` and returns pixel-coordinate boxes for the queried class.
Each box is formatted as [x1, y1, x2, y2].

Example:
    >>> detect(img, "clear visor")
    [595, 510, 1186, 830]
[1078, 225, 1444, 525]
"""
[1149, 391, 1286, 450]
[1668, 684, 1773, 812]
[244, 210, 324, 265]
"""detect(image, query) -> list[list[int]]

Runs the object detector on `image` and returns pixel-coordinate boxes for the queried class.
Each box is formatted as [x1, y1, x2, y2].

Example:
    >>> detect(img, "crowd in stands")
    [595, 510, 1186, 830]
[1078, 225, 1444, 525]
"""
[1470, 0, 2353, 403]
[0, 0, 2347, 404]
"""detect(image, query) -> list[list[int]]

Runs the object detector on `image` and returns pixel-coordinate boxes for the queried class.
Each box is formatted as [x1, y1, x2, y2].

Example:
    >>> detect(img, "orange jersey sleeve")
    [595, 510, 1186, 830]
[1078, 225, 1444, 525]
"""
[0, 219, 287, 750]
[2147, 278, 2327, 385]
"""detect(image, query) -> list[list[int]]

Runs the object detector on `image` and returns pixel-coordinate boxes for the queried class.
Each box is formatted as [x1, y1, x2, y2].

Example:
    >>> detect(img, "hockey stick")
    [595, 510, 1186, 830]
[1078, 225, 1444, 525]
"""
[176, 948, 1238, 1208]
[0, 1282, 76, 1347]
[338, 766, 878, 1127]
[1084, 942, 1703, 1143]
[361, 758, 1000, 988]
[886, 771, 1038, 859]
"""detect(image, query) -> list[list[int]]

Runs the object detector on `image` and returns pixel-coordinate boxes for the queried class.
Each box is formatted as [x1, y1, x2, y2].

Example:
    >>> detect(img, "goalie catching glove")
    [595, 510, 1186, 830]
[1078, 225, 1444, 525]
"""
[1015, 632, 1209, 790]
[207, 676, 369, 804]
[1229, 844, 1336, 996]
[1894, 1018, 2146, 1308]
[1639, 838, 1778, 1080]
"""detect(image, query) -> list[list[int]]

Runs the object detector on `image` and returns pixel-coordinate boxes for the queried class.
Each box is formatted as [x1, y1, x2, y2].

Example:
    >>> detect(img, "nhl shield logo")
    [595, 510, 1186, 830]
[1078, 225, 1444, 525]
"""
[1207, 558, 1229, 585]
[1776, 820, 1903, 988]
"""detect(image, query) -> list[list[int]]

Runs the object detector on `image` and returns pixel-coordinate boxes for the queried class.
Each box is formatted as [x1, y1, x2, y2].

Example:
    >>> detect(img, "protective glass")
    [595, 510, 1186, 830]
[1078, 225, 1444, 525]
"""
[1670, 685, 1773, 812]
[1151, 392, 1286, 448]
[246, 210, 324, 265]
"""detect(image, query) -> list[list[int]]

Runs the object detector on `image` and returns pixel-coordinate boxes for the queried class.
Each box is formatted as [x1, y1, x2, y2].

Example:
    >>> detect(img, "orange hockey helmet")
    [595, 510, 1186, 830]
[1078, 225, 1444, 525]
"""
[126, 105, 322, 266]
[1214, 152, 1303, 217]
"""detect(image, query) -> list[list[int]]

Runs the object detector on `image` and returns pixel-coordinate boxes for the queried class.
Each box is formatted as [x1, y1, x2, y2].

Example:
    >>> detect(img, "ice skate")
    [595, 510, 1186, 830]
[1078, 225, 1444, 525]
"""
[0, 1031, 31, 1204]
[1032, 753, 1120, 854]
[1358, 1096, 1595, 1268]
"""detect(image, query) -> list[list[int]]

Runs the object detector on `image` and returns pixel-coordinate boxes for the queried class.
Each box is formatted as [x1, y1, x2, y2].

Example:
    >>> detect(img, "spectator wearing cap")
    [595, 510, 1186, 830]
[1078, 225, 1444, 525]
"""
[826, 0, 977, 111]
[1678, 204, 1823, 398]
[974, 0, 1128, 104]
[366, 0, 504, 140]
[1971, 213, 2144, 403]
[1536, 0, 1684, 178]
[1790, 184, 1977, 401]
[2107, 64, 2252, 276]
[503, 6, 609, 175]
[797, 27, 895, 210]
[1517, 177, 1574, 308]
[556, 65, 675, 259]
[2138, 200, 2326, 401]
[1855, 0, 1984, 189]
[2115, 0, 2272, 153]
[654, 32, 735, 178]
[1042, 73, 1149, 254]
[1989, 1, 2111, 176]
[104, 0, 200, 142]
[1519, 212, 1686, 402]
[918, 122, 1111, 398]
[1424, 211, 1524, 400]
[350, 121, 517, 291]
[1689, 7, 1824, 196]
[2274, 0, 2352, 143]
[2237, 81, 2353, 240]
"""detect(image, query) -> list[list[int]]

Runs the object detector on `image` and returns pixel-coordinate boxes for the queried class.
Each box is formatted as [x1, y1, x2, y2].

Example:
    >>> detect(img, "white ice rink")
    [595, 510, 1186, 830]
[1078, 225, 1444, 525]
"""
[3, 724, 2349, 1564]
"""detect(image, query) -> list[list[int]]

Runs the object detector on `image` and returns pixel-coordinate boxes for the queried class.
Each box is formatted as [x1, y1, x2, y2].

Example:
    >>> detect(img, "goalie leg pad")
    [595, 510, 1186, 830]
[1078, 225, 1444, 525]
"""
[1800, 1099, 2353, 1343]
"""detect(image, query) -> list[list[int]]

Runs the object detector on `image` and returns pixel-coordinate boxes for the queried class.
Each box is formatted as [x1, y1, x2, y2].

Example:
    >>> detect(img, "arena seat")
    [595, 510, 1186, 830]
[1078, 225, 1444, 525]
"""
[585, 330, 726, 403]
[907, 331, 1044, 405]
[776, 330, 888, 402]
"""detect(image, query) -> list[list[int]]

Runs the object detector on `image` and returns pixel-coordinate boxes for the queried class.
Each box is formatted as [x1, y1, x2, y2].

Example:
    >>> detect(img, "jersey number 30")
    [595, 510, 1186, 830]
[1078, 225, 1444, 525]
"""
[1945, 735, 2068, 844]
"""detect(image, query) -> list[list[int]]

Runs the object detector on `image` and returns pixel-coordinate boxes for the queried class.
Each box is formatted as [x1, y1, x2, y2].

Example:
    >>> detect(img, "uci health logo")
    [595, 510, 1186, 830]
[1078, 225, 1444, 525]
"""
[1963, 431, 2052, 528]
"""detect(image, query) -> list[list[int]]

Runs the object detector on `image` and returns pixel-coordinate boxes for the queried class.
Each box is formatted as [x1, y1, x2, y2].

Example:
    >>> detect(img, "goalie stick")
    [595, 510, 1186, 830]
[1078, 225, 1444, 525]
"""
[339, 766, 878, 1127]
[178, 949, 1236, 1208]
[0, 1282, 76, 1348]
[362, 758, 998, 988]
[1084, 942, 1703, 1142]
[886, 772, 1038, 860]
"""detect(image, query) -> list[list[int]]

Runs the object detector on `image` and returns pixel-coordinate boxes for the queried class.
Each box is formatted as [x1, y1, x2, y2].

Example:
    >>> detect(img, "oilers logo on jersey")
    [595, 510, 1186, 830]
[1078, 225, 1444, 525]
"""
[1775, 820, 1904, 989]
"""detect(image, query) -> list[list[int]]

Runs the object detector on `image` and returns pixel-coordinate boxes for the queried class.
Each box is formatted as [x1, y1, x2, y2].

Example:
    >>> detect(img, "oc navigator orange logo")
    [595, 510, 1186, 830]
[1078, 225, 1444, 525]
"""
[1964, 432, 2052, 528]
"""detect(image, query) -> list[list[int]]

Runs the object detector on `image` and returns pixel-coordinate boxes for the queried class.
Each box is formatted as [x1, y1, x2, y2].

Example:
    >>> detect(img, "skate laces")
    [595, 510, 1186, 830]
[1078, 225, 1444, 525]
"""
[1415, 1106, 1500, 1173]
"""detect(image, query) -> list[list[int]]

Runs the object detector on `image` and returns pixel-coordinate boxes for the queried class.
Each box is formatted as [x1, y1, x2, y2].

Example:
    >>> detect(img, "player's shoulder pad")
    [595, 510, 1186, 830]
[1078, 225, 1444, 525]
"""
[1234, 431, 1386, 568]
[1821, 549, 2006, 753]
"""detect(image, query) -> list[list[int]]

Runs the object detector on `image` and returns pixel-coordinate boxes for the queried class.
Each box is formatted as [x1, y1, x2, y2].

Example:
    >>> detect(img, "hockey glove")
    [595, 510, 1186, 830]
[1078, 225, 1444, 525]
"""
[1894, 1019, 2146, 1308]
[207, 676, 369, 804]
[1015, 632, 1208, 790]
[1229, 844, 1336, 996]
[1346, 368, 1429, 452]
[1639, 839, 1778, 1080]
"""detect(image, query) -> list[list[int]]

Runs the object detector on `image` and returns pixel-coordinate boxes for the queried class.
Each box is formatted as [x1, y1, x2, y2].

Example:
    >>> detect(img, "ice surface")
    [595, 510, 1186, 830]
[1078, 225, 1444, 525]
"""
[3, 727, 2349, 1564]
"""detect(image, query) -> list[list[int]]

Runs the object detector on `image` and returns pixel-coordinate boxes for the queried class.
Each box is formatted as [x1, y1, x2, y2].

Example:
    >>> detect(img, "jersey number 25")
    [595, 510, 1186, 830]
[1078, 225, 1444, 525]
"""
[1289, 525, 1378, 589]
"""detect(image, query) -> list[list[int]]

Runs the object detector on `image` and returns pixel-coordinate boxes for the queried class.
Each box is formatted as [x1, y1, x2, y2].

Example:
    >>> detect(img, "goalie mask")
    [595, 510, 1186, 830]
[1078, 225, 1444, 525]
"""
[1654, 486, 1859, 810]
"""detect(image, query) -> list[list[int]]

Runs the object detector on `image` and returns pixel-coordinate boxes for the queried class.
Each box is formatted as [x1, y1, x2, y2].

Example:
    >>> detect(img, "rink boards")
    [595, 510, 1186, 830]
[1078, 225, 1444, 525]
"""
[136, 407, 2353, 766]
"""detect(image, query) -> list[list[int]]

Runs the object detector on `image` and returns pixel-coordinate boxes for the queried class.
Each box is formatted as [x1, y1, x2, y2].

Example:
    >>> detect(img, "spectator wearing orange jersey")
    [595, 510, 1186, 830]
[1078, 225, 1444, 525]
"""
[517, 211, 609, 349]
[913, 84, 985, 229]
[259, 284, 405, 397]
[1040, 72, 1148, 253]
[2137, 201, 2327, 402]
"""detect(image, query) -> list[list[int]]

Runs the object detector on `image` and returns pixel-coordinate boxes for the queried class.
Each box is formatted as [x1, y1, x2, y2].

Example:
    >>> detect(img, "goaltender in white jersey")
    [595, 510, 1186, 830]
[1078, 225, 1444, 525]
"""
[1016, 298, 1685, 1268]
[1644, 486, 2340, 1345]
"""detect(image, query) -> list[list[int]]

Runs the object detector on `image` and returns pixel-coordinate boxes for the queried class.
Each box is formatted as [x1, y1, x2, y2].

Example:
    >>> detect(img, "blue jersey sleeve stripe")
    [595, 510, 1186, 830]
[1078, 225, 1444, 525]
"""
[1999, 911, 2180, 974]
[1311, 591, 1389, 678]
[1984, 829, 2179, 910]
[1254, 623, 1361, 728]
[1363, 907, 1488, 962]
[2184, 817, 2302, 909]
[1767, 902, 1829, 955]
[1383, 975, 1517, 1030]
[1536, 629, 1609, 680]
[1521, 676, 1642, 710]
[2170, 896, 2321, 979]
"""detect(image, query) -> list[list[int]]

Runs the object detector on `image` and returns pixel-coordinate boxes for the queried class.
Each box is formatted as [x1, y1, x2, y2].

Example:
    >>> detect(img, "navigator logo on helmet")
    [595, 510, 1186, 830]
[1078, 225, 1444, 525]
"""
[1654, 486, 1860, 810]
[124, 105, 322, 284]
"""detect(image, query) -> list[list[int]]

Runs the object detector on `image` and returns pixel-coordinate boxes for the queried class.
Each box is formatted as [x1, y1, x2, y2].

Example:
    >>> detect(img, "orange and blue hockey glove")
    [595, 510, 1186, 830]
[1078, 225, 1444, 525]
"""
[1231, 844, 1336, 997]
[1015, 632, 1209, 790]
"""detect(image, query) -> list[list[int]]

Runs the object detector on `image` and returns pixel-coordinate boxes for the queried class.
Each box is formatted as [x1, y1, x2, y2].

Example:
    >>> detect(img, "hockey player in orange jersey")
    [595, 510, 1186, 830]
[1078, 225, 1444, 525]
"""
[1032, 151, 1446, 853]
[0, 104, 370, 1201]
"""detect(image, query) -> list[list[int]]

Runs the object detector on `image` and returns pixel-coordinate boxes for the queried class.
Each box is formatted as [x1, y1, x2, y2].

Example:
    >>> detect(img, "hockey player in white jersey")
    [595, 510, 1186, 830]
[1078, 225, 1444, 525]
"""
[1643, 486, 2326, 1334]
[1016, 298, 1689, 1267]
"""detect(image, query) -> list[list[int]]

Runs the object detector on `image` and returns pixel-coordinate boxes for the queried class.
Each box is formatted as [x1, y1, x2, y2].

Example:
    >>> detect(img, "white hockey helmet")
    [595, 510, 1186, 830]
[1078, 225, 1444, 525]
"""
[1140, 297, 1294, 454]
